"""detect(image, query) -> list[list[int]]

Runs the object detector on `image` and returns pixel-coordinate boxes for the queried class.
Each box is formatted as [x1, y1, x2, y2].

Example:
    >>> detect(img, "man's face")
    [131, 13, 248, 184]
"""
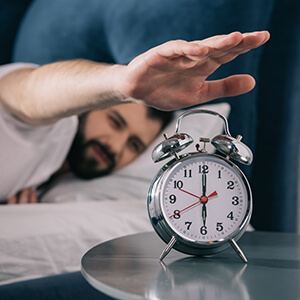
[67, 103, 162, 179]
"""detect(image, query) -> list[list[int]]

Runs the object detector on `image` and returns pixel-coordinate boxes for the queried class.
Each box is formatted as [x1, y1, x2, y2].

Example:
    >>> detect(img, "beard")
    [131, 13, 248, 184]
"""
[67, 121, 116, 180]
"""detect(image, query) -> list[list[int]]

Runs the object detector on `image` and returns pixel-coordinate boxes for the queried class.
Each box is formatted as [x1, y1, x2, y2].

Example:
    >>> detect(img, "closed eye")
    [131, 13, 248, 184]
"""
[108, 115, 123, 129]
[128, 137, 146, 154]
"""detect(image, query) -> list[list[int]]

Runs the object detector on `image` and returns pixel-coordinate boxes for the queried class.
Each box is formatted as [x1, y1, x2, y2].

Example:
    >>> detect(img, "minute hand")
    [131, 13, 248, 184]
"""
[202, 173, 207, 196]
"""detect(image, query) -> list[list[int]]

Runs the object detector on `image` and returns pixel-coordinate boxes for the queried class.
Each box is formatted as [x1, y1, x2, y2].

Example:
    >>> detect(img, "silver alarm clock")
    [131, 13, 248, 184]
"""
[147, 109, 253, 262]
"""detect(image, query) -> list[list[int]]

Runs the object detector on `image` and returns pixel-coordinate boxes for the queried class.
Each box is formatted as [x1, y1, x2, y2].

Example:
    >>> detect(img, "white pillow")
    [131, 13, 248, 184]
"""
[41, 103, 230, 203]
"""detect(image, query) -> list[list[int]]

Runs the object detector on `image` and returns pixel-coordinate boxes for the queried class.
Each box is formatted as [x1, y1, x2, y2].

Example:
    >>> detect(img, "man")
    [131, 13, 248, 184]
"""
[0, 31, 270, 203]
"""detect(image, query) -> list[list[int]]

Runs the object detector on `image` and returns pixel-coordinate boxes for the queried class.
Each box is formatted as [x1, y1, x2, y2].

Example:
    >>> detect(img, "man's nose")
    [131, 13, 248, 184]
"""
[108, 133, 128, 157]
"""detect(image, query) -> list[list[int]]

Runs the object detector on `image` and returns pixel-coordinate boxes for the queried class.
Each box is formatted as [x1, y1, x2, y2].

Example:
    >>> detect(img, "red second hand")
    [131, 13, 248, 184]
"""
[169, 190, 218, 218]
[208, 191, 218, 198]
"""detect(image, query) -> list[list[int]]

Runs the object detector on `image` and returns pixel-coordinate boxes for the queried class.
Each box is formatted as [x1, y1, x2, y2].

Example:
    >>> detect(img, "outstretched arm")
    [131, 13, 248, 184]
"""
[0, 31, 269, 125]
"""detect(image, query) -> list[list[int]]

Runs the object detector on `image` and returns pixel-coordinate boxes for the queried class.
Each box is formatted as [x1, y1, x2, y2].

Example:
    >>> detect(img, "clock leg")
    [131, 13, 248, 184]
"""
[229, 239, 248, 263]
[159, 236, 177, 261]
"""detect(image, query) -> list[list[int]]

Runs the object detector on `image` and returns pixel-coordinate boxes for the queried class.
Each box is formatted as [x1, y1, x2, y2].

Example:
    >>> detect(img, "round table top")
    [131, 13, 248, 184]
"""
[81, 231, 300, 300]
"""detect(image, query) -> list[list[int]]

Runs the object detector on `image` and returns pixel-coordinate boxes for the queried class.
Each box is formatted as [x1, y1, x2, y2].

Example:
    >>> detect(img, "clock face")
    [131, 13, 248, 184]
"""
[160, 154, 251, 245]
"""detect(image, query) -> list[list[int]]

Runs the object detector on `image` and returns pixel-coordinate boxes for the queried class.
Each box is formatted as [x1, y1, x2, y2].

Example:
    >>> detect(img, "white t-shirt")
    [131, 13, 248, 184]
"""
[0, 63, 78, 201]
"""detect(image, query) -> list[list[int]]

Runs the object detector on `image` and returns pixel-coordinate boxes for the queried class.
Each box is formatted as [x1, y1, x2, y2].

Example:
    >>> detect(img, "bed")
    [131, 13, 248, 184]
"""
[0, 103, 231, 285]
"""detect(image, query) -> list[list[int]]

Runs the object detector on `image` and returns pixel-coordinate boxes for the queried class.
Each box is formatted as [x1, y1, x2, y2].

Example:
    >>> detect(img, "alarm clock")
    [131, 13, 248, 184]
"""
[147, 109, 253, 263]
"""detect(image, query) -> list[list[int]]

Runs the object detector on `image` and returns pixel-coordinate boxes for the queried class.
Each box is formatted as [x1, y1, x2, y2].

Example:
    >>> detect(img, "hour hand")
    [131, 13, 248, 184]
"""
[202, 203, 207, 226]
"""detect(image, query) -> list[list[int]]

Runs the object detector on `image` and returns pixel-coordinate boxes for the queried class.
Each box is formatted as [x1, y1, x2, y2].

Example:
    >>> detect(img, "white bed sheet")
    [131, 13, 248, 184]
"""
[0, 200, 152, 285]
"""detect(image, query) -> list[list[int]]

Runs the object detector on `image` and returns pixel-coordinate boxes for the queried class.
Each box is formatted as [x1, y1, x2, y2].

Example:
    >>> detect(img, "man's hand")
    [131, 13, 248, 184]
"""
[118, 31, 270, 110]
[7, 188, 38, 205]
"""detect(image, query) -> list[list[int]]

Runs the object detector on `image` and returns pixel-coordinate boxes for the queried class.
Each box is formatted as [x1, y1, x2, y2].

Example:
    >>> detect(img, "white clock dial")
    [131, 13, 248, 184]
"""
[160, 154, 250, 244]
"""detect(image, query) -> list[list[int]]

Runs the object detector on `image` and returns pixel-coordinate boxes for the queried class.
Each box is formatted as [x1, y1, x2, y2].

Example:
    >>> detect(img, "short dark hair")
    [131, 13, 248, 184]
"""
[146, 107, 174, 131]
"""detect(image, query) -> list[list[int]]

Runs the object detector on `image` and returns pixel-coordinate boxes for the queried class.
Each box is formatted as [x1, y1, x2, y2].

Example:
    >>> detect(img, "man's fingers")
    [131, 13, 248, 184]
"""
[156, 40, 209, 59]
[203, 31, 270, 64]
[223, 31, 270, 55]
[147, 31, 270, 70]
[29, 190, 38, 203]
[7, 195, 17, 205]
[18, 189, 31, 204]
[202, 74, 256, 101]
[196, 31, 269, 53]
[154, 32, 242, 60]
[194, 31, 244, 51]
[242, 31, 270, 45]
[7, 188, 38, 204]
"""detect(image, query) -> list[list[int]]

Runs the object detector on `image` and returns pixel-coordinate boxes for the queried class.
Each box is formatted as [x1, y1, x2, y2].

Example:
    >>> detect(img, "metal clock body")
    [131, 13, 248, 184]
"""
[147, 109, 253, 262]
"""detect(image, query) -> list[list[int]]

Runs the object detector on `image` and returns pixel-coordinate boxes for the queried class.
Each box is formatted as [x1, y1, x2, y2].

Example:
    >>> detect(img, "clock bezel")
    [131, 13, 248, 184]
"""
[147, 152, 252, 256]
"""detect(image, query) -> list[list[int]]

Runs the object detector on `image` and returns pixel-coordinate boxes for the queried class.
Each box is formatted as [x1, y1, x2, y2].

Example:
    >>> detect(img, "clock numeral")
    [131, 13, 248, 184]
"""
[199, 165, 209, 174]
[184, 169, 192, 178]
[232, 196, 239, 206]
[200, 225, 207, 235]
[169, 194, 177, 204]
[185, 221, 192, 230]
[227, 180, 235, 190]
[173, 180, 183, 189]
[227, 211, 234, 220]
[218, 170, 222, 179]
[216, 222, 223, 232]
[173, 210, 181, 219]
